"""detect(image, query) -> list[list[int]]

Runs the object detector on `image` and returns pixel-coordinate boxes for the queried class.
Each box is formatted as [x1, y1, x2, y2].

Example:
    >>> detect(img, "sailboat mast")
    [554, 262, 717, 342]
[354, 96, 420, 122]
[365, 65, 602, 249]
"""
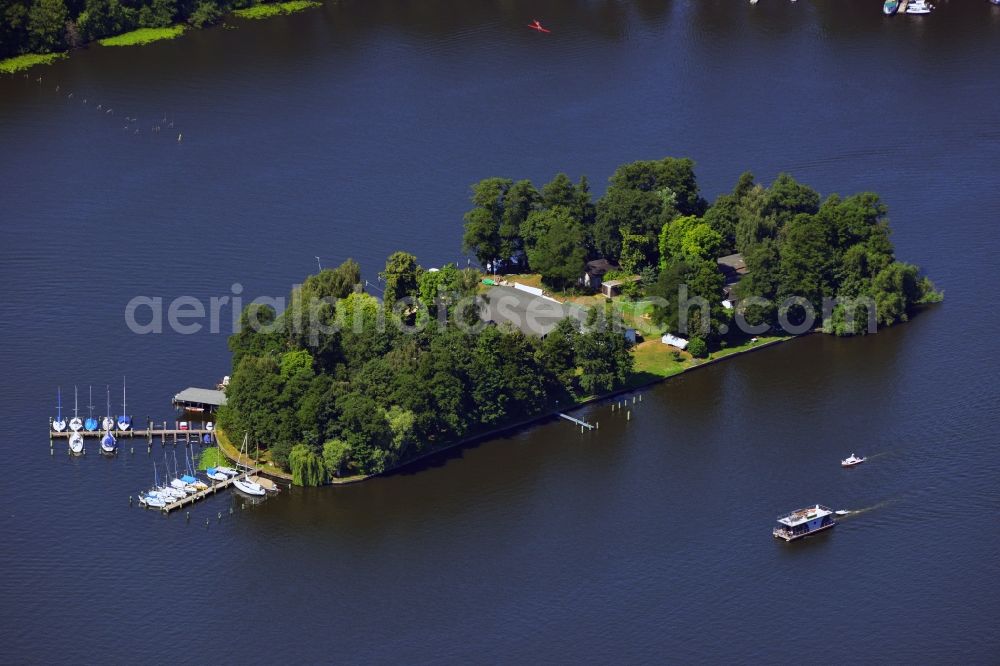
[74, 386, 78, 418]
[122, 376, 126, 417]
[88, 385, 94, 417]
[56, 386, 62, 420]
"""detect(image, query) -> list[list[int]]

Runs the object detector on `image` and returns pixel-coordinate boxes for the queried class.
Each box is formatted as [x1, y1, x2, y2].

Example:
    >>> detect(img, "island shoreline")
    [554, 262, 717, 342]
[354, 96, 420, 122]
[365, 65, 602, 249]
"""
[218, 334, 796, 486]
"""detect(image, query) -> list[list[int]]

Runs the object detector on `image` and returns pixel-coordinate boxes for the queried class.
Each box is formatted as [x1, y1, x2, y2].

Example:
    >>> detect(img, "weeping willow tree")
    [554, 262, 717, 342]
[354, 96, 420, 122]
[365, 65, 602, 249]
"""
[288, 444, 326, 486]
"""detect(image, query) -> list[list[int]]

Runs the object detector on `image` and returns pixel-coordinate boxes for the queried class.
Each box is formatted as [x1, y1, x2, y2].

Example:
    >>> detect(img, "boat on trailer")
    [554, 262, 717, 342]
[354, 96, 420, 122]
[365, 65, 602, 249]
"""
[773, 505, 837, 541]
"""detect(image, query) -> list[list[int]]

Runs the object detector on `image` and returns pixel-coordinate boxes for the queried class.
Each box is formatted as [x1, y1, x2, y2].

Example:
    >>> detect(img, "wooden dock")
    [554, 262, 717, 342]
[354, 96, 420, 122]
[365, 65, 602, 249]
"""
[50, 420, 216, 445]
[151, 468, 261, 514]
[559, 413, 595, 430]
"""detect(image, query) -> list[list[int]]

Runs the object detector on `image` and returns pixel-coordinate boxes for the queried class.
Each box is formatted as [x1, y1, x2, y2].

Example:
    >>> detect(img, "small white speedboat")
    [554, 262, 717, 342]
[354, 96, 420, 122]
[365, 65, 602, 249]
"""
[841, 453, 866, 467]
[906, 0, 932, 13]
[834, 509, 851, 516]
[233, 478, 266, 497]
[69, 432, 84, 455]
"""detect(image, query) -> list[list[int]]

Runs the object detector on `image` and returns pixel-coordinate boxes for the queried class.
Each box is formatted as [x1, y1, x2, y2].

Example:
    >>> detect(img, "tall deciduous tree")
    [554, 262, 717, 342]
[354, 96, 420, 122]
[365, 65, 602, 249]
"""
[525, 207, 587, 290]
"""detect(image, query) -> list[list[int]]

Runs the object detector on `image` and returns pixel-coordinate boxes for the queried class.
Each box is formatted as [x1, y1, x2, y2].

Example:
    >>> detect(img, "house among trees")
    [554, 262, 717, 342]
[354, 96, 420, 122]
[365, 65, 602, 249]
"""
[582, 259, 617, 293]
[717, 253, 748, 308]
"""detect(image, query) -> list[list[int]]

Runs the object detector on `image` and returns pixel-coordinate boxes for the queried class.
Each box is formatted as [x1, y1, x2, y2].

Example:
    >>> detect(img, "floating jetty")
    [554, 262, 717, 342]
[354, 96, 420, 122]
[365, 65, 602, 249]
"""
[152, 467, 261, 514]
[50, 419, 217, 445]
[559, 413, 595, 430]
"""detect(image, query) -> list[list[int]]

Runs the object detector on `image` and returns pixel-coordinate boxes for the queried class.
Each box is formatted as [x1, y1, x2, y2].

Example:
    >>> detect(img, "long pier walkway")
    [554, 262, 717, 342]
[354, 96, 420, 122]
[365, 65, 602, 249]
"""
[50, 420, 216, 445]
[558, 413, 595, 430]
[153, 467, 260, 514]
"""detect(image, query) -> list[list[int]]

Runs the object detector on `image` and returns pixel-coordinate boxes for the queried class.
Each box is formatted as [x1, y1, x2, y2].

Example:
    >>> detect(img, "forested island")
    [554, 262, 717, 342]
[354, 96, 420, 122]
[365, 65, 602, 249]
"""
[217, 157, 940, 485]
[0, 0, 319, 69]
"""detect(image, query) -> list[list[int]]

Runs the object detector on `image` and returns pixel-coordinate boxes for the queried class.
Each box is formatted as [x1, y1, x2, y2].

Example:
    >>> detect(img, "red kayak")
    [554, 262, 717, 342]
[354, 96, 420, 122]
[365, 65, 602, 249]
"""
[528, 20, 551, 33]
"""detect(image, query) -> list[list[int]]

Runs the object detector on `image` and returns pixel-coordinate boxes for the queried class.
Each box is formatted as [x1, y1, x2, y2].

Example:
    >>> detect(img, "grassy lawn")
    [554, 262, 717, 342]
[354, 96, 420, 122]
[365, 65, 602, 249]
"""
[99, 26, 186, 47]
[197, 446, 228, 470]
[708, 335, 785, 360]
[233, 1, 322, 19]
[629, 339, 690, 384]
[616, 300, 663, 339]
[0, 52, 66, 74]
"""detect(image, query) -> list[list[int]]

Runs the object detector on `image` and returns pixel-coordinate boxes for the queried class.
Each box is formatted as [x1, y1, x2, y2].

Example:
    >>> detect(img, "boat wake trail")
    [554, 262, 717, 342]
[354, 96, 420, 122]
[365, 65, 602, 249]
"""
[837, 500, 892, 518]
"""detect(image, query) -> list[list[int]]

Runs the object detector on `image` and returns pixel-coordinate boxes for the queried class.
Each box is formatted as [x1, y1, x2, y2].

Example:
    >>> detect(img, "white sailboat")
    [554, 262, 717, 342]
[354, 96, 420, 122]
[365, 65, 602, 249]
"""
[101, 385, 115, 432]
[53, 387, 67, 432]
[117, 378, 131, 431]
[232, 434, 266, 496]
[69, 386, 83, 432]
[69, 431, 84, 455]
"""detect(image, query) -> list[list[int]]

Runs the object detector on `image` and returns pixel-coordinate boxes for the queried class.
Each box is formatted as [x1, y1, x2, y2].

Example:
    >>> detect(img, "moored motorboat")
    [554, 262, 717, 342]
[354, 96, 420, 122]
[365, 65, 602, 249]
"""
[841, 453, 866, 467]
[883, 0, 899, 15]
[773, 504, 837, 541]
[906, 0, 932, 13]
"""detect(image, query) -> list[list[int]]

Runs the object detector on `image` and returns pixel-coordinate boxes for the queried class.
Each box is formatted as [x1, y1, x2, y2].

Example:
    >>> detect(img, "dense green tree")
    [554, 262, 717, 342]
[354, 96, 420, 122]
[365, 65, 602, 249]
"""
[332, 391, 393, 475]
[525, 207, 587, 290]
[778, 213, 838, 306]
[577, 326, 633, 395]
[703, 171, 755, 252]
[380, 251, 421, 307]
[289, 444, 326, 486]
[541, 173, 595, 227]
[605, 157, 706, 217]
[686, 336, 708, 358]
[648, 257, 725, 338]
[536, 317, 580, 396]
[322, 438, 351, 478]
[619, 231, 655, 274]
[499, 179, 540, 264]
[302, 259, 361, 301]
[28, 0, 67, 52]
